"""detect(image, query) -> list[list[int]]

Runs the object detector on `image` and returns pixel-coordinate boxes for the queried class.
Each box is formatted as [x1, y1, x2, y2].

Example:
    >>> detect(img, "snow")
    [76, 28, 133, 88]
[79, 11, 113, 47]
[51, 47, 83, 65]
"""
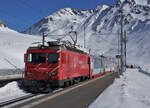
[134, 0, 148, 5]
[23, 1, 150, 62]
[89, 69, 150, 108]
[121, 0, 149, 5]
[0, 27, 54, 71]
[140, 65, 150, 73]
[0, 0, 150, 107]
[0, 81, 28, 103]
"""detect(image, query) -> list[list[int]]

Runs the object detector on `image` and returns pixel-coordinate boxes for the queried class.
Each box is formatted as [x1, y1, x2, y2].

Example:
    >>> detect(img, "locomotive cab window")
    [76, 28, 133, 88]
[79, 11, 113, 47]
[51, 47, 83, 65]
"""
[27, 53, 46, 63]
[48, 53, 59, 63]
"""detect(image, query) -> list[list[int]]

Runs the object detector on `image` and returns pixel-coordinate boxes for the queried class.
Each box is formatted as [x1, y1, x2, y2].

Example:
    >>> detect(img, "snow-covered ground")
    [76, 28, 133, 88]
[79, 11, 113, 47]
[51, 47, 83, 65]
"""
[0, 81, 44, 108]
[89, 69, 150, 108]
[1, 68, 150, 108]
[140, 65, 150, 73]
[0, 81, 28, 103]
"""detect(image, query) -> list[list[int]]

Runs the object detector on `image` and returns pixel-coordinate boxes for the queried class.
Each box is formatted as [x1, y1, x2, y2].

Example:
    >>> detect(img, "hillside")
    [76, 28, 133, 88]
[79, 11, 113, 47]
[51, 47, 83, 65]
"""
[23, 0, 150, 66]
[0, 27, 54, 71]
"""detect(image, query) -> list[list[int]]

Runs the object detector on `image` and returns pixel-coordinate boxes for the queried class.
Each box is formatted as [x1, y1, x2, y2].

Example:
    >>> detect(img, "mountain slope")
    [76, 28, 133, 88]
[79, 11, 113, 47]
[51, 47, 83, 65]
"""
[0, 27, 54, 70]
[23, 0, 150, 34]
[23, 0, 150, 66]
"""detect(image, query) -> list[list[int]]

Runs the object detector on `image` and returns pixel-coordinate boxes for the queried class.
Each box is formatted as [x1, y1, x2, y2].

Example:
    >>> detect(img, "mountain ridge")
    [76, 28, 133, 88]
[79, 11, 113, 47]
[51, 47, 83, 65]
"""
[22, 1, 150, 65]
[23, 0, 150, 35]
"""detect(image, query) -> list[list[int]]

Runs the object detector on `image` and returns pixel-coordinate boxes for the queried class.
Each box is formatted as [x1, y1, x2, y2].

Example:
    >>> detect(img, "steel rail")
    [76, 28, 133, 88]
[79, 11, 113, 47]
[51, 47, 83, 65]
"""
[0, 94, 38, 107]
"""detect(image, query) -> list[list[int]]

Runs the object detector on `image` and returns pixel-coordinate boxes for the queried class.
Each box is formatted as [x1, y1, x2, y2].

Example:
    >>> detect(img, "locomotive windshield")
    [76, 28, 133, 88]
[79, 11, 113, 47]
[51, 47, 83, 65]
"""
[27, 53, 46, 63]
[48, 53, 58, 63]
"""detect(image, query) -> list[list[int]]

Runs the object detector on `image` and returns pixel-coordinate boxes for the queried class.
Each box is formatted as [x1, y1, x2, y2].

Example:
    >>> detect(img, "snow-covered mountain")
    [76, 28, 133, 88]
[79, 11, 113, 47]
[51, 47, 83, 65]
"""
[22, 0, 150, 66]
[121, 0, 150, 5]
[0, 27, 54, 70]
[23, 0, 150, 34]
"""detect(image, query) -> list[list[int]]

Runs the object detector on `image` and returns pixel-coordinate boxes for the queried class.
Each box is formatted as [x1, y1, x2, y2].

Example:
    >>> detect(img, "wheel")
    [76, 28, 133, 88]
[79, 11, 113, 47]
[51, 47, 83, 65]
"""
[64, 81, 70, 87]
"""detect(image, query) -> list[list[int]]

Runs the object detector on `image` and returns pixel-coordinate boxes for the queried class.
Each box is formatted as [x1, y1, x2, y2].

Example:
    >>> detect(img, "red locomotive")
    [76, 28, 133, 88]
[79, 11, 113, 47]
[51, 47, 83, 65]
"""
[23, 41, 118, 92]
[23, 41, 93, 92]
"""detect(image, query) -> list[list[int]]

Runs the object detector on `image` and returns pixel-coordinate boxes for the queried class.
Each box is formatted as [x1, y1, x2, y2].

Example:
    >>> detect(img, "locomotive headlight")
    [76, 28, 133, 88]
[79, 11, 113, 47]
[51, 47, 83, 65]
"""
[50, 72, 57, 76]
[26, 72, 30, 75]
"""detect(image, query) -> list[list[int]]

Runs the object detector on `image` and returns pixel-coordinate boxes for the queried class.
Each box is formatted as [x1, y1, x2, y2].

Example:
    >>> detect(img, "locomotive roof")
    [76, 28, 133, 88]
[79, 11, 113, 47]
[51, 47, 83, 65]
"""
[28, 44, 89, 55]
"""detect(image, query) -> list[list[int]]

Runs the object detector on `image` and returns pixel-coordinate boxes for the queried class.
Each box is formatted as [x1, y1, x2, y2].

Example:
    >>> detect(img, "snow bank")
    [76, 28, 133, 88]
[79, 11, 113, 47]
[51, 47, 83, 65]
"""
[0, 81, 28, 102]
[89, 69, 150, 108]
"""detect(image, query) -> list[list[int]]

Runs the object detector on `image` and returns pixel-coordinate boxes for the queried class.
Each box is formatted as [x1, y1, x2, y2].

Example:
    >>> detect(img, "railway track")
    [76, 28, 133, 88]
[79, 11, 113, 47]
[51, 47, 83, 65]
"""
[0, 83, 64, 108]
[0, 88, 64, 107]
[0, 78, 90, 107]
[0, 94, 39, 107]
[11, 72, 118, 108]
[0, 72, 117, 108]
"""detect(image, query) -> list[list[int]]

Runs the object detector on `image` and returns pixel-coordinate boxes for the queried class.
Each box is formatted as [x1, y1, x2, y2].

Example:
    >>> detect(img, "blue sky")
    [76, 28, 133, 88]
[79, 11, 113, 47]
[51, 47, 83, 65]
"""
[0, 0, 117, 32]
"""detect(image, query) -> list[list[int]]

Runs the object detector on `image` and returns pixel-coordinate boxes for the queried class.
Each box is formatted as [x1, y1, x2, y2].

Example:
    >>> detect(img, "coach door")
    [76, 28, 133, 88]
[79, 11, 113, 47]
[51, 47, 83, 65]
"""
[88, 57, 91, 76]
[88, 57, 93, 78]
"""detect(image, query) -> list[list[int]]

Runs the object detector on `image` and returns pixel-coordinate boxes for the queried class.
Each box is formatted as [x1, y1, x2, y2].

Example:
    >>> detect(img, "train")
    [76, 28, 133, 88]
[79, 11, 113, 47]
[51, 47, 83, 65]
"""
[23, 41, 118, 92]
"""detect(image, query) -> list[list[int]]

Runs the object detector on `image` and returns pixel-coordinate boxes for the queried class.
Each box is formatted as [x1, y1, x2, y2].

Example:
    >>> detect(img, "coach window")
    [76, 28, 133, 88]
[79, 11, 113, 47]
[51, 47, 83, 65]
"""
[48, 53, 59, 63]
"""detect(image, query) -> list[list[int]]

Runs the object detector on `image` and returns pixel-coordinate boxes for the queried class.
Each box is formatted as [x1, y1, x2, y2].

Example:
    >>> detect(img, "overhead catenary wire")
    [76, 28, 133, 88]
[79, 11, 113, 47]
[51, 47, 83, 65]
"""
[0, 0, 120, 60]
[39, 31, 119, 59]
[92, 33, 119, 46]
[16, 0, 45, 16]
[44, 33, 69, 41]
[0, 16, 25, 30]
[98, 36, 118, 46]
[3, 58, 24, 78]
[44, 31, 78, 46]
[0, 13, 28, 30]
[0, 9, 32, 24]
[0, 1, 43, 31]
[45, 32, 118, 48]
[0, 0, 49, 31]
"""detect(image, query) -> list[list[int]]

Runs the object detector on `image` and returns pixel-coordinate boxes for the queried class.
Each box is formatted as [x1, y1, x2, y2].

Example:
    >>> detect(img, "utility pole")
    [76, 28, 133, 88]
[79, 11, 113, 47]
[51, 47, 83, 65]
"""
[120, 9, 124, 74]
[117, 31, 120, 72]
[124, 30, 127, 71]
[84, 24, 86, 48]
[42, 32, 46, 46]
[119, 9, 127, 74]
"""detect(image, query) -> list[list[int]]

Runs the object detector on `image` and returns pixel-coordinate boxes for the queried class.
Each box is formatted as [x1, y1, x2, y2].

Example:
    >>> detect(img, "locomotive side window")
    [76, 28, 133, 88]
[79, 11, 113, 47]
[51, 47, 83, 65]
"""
[48, 53, 58, 63]
[27, 53, 46, 63]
